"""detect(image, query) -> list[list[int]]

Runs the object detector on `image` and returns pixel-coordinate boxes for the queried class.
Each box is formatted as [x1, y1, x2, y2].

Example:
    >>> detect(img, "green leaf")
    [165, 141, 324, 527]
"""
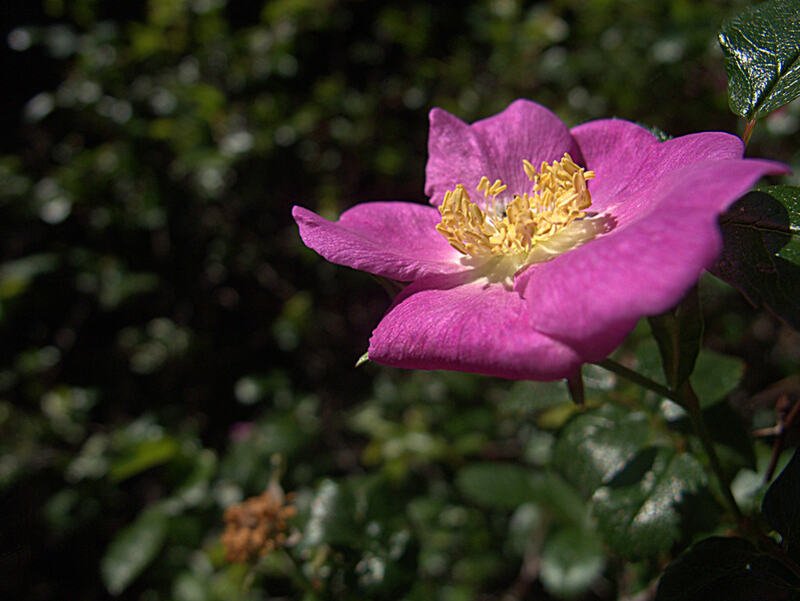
[101, 506, 169, 595]
[655, 537, 800, 601]
[700, 401, 757, 471]
[552, 405, 651, 498]
[356, 530, 417, 599]
[540, 527, 605, 598]
[109, 436, 181, 482]
[506, 504, 545, 557]
[638, 122, 673, 142]
[456, 463, 586, 525]
[719, 0, 800, 119]
[0, 253, 58, 299]
[592, 447, 706, 558]
[690, 349, 745, 409]
[763, 448, 800, 545]
[169, 449, 217, 510]
[456, 462, 541, 510]
[711, 186, 800, 330]
[649, 286, 703, 390]
[530, 472, 590, 527]
[301, 479, 360, 548]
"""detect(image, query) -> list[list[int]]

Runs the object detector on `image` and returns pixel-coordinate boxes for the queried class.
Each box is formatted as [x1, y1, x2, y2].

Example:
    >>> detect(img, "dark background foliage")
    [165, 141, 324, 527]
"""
[1, 1, 799, 600]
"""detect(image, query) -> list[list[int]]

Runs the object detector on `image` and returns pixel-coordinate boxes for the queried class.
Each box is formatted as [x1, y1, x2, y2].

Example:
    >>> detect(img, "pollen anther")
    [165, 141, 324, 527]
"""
[437, 153, 596, 259]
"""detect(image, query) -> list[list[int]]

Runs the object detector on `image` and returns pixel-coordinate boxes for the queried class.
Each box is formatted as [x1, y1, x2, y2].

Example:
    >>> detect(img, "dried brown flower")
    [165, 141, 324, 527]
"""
[221, 490, 296, 563]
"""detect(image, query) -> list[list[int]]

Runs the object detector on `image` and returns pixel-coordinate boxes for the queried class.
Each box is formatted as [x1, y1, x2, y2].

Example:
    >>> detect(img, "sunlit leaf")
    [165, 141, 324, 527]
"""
[719, 0, 800, 119]
[593, 447, 706, 558]
[552, 405, 651, 498]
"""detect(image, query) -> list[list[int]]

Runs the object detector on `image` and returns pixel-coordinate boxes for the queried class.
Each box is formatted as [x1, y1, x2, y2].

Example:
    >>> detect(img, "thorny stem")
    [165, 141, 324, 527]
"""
[595, 358, 744, 525]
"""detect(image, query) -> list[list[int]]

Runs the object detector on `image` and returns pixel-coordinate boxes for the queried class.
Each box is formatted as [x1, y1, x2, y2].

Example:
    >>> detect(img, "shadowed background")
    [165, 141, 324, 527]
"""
[1, 1, 799, 600]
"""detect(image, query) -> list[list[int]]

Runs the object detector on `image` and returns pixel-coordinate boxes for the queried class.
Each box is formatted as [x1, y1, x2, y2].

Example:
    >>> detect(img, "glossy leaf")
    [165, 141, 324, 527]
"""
[763, 448, 800, 545]
[711, 186, 800, 329]
[101, 506, 169, 595]
[655, 537, 800, 601]
[719, 0, 800, 119]
[552, 405, 651, 498]
[593, 447, 706, 558]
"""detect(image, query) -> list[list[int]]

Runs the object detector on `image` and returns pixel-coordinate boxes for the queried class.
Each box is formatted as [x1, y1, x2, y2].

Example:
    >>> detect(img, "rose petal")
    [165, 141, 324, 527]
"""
[369, 271, 583, 380]
[293, 202, 463, 281]
[425, 100, 579, 206]
[424, 109, 489, 206]
[572, 120, 754, 220]
[516, 156, 789, 361]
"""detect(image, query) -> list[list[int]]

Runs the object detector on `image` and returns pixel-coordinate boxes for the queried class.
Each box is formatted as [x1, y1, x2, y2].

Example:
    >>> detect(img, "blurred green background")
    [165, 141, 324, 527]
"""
[2, 1, 800, 600]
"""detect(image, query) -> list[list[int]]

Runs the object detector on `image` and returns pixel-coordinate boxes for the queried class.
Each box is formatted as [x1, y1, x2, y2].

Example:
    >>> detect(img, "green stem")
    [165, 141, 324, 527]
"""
[680, 383, 744, 524]
[595, 358, 682, 405]
[595, 358, 744, 524]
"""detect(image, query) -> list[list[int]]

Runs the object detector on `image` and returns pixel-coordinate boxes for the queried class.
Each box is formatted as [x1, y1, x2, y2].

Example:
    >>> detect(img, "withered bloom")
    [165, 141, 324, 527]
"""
[221, 490, 296, 563]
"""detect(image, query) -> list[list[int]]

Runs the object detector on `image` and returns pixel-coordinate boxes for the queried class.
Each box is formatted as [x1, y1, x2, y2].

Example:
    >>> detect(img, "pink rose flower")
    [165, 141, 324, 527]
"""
[293, 100, 787, 380]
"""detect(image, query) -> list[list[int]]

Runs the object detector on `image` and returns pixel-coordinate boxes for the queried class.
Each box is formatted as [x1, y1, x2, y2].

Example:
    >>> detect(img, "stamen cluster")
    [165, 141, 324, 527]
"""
[435, 153, 595, 257]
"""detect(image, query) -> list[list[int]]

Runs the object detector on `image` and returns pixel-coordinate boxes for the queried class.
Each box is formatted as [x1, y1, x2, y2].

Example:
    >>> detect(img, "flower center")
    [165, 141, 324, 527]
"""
[435, 153, 596, 262]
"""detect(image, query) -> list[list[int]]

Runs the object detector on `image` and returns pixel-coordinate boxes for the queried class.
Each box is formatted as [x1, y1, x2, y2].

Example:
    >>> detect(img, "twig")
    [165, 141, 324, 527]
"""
[765, 395, 800, 483]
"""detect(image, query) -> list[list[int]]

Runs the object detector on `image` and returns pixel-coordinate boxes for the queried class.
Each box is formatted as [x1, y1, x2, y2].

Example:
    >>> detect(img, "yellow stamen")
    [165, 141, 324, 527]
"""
[437, 153, 596, 260]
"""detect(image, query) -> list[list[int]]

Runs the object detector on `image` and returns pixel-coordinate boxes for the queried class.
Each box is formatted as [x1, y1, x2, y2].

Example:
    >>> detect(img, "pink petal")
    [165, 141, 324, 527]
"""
[424, 109, 489, 206]
[516, 156, 789, 361]
[572, 120, 751, 221]
[293, 202, 463, 281]
[425, 100, 579, 206]
[369, 272, 583, 380]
